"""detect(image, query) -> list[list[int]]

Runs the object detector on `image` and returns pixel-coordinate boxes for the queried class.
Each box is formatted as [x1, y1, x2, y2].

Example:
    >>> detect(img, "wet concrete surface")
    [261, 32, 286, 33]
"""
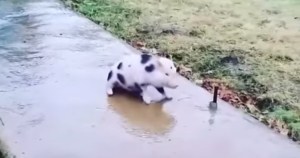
[0, 0, 300, 158]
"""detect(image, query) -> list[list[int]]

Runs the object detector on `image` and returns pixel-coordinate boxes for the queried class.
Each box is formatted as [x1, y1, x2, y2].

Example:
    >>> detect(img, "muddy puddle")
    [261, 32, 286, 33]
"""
[107, 88, 176, 138]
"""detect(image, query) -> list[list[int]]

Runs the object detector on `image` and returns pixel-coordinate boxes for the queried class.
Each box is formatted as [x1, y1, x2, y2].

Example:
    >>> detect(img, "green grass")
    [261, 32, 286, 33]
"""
[62, 0, 300, 141]
[269, 107, 300, 139]
[0, 140, 9, 158]
[65, 0, 141, 40]
[0, 151, 6, 158]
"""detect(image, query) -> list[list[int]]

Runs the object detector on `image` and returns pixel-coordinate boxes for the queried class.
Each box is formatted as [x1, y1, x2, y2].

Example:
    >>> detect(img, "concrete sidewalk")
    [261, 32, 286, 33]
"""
[0, 0, 299, 158]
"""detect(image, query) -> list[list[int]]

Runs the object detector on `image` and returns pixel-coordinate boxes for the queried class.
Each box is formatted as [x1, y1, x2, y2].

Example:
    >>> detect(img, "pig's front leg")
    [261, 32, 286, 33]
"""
[155, 87, 173, 101]
[139, 85, 152, 105]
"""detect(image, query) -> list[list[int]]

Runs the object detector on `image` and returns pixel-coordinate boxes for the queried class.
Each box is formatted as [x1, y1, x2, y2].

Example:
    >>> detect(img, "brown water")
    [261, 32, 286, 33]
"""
[0, 0, 300, 158]
[107, 90, 176, 138]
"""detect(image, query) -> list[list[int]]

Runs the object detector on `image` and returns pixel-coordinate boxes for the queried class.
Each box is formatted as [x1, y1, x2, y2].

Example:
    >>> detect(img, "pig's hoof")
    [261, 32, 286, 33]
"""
[165, 96, 173, 101]
[163, 94, 173, 100]
[142, 95, 152, 105]
[106, 89, 113, 96]
[169, 85, 178, 89]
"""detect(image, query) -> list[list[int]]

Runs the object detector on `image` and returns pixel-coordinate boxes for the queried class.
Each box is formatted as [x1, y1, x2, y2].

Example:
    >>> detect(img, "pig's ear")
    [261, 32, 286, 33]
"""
[157, 57, 164, 68]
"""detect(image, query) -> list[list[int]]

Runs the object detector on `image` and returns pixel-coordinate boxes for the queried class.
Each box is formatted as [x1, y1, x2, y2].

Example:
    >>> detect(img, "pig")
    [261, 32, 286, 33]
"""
[106, 53, 178, 104]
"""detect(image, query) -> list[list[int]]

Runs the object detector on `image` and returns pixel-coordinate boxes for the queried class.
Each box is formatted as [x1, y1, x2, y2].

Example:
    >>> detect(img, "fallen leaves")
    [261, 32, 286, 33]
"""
[131, 41, 146, 48]
[200, 77, 299, 142]
[176, 64, 193, 80]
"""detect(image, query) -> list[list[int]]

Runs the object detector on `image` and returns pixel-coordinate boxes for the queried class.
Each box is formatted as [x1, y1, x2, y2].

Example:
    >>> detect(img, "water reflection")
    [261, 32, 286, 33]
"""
[208, 101, 218, 125]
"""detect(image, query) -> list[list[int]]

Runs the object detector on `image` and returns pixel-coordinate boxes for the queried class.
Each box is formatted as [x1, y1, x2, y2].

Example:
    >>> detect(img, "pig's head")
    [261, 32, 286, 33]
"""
[156, 57, 179, 89]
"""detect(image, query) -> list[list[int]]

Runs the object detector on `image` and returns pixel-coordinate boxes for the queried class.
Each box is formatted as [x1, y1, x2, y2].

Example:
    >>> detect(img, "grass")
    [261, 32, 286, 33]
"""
[0, 151, 6, 158]
[0, 140, 9, 158]
[62, 0, 300, 140]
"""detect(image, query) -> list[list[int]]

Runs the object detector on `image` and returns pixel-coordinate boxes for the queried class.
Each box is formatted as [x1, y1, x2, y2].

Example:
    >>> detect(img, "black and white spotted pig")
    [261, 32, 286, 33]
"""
[106, 53, 178, 104]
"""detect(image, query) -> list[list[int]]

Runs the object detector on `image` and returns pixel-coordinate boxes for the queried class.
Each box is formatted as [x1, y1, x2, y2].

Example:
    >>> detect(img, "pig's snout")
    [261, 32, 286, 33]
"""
[167, 81, 179, 89]
[170, 84, 178, 89]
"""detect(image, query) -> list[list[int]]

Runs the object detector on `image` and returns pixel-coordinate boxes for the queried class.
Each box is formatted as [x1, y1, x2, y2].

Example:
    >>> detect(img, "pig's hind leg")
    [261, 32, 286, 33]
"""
[138, 84, 152, 105]
[155, 87, 173, 101]
[106, 70, 115, 96]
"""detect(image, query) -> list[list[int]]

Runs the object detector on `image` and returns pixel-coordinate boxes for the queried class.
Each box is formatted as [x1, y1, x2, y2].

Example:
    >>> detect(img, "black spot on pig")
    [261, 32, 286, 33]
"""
[134, 83, 143, 93]
[107, 70, 113, 81]
[140, 83, 149, 87]
[113, 82, 120, 87]
[117, 73, 126, 85]
[141, 54, 152, 64]
[117, 62, 123, 69]
[129, 83, 143, 94]
[145, 64, 155, 72]
[155, 87, 165, 95]
[127, 83, 143, 95]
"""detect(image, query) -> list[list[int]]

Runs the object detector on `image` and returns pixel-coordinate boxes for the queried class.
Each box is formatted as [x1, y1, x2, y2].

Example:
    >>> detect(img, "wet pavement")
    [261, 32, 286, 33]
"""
[0, 0, 300, 158]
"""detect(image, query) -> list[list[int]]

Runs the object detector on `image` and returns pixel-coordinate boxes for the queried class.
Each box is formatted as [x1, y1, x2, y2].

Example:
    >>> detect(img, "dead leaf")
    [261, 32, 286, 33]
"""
[149, 48, 159, 54]
[131, 41, 146, 48]
[195, 79, 203, 85]
[245, 102, 259, 113]
[279, 124, 289, 135]
[136, 41, 146, 47]
[177, 64, 192, 79]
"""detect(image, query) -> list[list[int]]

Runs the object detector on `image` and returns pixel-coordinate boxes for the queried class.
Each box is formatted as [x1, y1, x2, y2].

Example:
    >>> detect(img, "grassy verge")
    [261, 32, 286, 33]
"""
[0, 140, 10, 158]
[0, 151, 6, 158]
[62, 0, 300, 142]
